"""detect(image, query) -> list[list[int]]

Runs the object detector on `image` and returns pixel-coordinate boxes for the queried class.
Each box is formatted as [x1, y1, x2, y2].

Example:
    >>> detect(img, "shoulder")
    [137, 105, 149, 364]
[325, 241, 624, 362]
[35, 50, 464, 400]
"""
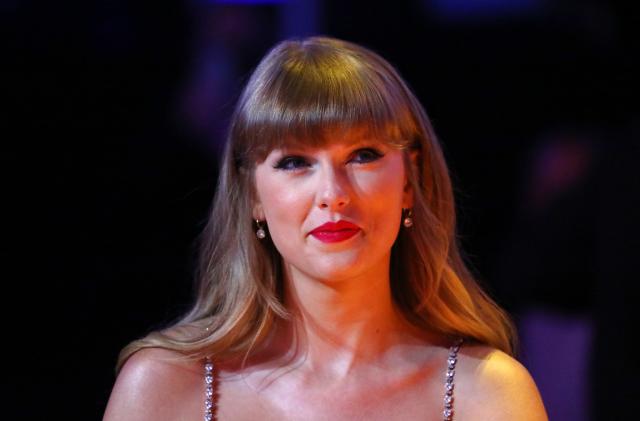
[103, 348, 204, 421]
[454, 344, 548, 421]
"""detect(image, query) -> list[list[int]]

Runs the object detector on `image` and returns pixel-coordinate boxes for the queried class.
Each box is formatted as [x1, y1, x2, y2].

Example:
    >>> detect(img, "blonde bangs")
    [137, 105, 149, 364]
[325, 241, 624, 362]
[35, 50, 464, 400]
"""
[231, 37, 419, 165]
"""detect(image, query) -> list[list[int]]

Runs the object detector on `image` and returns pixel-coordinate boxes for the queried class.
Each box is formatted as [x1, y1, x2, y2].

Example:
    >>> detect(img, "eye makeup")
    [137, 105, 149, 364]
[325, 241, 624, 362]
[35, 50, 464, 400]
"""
[272, 146, 386, 172]
[273, 155, 311, 171]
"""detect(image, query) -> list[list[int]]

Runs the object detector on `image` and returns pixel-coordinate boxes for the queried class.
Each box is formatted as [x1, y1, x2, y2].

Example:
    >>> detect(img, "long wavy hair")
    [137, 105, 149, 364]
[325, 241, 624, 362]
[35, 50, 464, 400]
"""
[117, 36, 515, 372]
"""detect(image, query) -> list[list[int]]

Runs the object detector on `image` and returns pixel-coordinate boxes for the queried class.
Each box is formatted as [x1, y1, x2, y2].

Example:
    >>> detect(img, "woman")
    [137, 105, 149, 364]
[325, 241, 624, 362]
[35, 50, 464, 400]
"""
[104, 36, 547, 420]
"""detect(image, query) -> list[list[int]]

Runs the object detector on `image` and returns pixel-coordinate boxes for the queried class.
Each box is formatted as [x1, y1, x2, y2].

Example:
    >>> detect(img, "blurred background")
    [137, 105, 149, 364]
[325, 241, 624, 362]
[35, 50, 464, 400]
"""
[6, 0, 638, 419]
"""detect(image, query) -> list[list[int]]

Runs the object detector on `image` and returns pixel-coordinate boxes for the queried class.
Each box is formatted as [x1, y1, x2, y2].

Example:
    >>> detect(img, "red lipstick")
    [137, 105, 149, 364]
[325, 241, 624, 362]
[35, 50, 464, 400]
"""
[309, 220, 361, 243]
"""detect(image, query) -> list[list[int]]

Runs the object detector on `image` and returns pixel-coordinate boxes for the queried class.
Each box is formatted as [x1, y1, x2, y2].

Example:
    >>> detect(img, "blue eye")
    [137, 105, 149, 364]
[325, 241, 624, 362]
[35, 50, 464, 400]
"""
[351, 148, 384, 164]
[273, 156, 310, 171]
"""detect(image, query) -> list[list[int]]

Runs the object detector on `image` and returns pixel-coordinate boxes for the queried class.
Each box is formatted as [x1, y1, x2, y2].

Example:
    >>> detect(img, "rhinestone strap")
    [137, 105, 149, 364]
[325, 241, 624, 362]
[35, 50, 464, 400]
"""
[204, 358, 215, 421]
[443, 338, 463, 421]
[203, 340, 463, 421]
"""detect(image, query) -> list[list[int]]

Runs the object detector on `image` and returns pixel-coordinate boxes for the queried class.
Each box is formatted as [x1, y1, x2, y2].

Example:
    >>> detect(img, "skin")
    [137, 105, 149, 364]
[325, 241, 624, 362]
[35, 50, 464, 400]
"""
[251, 130, 417, 380]
[104, 129, 548, 420]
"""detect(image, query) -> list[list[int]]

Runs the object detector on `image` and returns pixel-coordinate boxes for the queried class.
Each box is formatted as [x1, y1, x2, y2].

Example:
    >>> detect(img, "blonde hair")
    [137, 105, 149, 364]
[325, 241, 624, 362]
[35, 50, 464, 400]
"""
[117, 36, 515, 372]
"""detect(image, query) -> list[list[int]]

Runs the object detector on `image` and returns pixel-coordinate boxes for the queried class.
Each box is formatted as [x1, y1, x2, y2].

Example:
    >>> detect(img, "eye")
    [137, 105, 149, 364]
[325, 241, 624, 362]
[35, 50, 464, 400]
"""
[273, 155, 310, 171]
[350, 148, 384, 164]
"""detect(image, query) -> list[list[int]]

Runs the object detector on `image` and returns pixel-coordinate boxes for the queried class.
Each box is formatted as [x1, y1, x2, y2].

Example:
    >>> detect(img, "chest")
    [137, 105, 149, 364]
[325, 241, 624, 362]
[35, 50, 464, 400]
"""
[215, 371, 448, 421]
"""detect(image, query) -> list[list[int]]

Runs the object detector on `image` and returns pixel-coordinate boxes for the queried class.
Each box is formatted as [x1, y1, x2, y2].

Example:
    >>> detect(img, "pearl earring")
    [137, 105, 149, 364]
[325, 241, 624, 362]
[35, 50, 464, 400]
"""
[255, 219, 266, 239]
[403, 208, 413, 228]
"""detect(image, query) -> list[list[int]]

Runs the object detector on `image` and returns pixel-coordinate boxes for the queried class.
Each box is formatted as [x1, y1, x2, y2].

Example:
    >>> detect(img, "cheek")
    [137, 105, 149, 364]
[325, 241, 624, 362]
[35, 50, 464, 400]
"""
[255, 173, 308, 233]
[264, 190, 305, 221]
[355, 159, 406, 206]
[355, 160, 406, 236]
[257, 182, 311, 264]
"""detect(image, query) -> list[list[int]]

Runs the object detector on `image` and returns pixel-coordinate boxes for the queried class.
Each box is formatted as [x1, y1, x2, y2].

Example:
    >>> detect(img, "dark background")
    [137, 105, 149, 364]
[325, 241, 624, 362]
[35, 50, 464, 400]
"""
[6, 0, 638, 419]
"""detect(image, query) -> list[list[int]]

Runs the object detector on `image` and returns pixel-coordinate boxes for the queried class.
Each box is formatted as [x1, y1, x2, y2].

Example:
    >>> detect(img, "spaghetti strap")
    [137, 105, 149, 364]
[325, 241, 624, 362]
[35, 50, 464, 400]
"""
[203, 340, 464, 421]
[443, 338, 464, 421]
[204, 358, 215, 421]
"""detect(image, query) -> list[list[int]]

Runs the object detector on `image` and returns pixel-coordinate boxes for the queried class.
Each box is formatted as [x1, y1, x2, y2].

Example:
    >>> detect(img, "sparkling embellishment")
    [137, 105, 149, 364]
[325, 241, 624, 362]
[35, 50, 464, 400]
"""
[256, 219, 266, 239]
[402, 208, 414, 228]
[443, 338, 463, 421]
[201, 340, 463, 421]
[444, 409, 453, 420]
[204, 357, 215, 421]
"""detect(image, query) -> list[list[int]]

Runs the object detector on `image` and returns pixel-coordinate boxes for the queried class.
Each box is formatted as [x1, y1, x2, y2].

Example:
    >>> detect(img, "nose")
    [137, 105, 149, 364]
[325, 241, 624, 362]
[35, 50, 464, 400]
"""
[315, 163, 351, 211]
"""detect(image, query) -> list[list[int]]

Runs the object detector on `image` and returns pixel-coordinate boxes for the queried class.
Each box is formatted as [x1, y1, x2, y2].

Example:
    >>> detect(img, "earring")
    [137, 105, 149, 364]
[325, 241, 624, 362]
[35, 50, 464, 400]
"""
[255, 219, 266, 239]
[402, 208, 413, 228]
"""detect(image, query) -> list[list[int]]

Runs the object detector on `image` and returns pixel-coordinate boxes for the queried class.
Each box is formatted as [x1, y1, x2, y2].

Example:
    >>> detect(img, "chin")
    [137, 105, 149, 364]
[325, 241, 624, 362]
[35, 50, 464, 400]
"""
[306, 258, 371, 283]
[280, 243, 387, 283]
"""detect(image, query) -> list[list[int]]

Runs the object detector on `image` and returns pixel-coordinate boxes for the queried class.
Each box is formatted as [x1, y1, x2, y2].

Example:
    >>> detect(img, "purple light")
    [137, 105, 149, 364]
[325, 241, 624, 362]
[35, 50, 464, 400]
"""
[429, 0, 541, 20]
[203, 0, 289, 4]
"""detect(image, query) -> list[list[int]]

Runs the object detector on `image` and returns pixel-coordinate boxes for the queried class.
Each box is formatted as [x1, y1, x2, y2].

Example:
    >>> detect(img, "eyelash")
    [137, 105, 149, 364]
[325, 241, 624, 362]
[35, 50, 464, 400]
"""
[273, 156, 309, 171]
[273, 148, 384, 171]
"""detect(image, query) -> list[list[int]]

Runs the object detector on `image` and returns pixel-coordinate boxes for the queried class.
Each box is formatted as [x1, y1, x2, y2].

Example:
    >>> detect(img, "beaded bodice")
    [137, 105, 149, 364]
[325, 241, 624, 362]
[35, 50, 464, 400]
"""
[203, 338, 463, 421]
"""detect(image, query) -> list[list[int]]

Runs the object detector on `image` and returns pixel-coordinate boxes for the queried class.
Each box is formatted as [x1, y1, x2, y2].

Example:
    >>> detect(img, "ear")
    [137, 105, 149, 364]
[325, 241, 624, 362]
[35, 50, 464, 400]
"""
[252, 202, 265, 221]
[402, 149, 420, 208]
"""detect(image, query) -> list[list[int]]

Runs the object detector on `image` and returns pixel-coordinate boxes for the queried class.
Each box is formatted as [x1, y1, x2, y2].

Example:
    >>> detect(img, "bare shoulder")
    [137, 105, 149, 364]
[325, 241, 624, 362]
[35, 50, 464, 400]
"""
[103, 348, 204, 421]
[454, 344, 548, 421]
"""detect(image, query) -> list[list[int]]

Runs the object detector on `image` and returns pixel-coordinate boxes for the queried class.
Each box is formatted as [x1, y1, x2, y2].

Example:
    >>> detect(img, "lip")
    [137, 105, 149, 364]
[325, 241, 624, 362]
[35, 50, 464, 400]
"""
[309, 220, 361, 243]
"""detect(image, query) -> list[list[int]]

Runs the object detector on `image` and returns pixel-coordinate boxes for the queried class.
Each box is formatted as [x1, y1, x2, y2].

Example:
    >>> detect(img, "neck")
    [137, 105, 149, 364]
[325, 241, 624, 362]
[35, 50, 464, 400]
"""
[275, 255, 420, 380]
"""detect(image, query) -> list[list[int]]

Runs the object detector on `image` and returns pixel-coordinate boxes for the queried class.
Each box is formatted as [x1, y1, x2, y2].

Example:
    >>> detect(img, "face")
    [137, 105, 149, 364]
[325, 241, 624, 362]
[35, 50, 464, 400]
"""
[253, 129, 414, 284]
